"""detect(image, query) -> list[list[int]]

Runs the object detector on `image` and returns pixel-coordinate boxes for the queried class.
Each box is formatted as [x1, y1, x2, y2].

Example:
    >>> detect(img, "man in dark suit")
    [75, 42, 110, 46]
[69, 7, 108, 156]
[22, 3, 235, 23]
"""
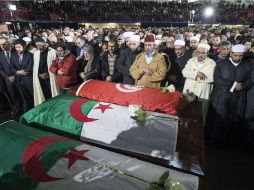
[11, 39, 34, 112]
[100, 39, 122, 83]
[0, 39, 20, 115]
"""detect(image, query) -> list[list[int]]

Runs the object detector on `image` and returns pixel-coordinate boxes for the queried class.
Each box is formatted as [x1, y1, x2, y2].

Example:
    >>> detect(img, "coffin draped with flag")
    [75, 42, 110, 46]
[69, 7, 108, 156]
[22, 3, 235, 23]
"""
[0, 121, 199, 190]
[21, 94, 178, 161]
[76, 80, 181, 115]
[20, 80, 205, 176]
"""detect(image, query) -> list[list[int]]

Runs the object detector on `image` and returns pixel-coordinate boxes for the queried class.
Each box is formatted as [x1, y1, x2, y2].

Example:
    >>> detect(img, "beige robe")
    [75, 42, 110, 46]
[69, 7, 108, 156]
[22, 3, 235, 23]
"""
[182, 57, 216, 100]
[33, 48, 59, 106]
[129, 52, 167, 89]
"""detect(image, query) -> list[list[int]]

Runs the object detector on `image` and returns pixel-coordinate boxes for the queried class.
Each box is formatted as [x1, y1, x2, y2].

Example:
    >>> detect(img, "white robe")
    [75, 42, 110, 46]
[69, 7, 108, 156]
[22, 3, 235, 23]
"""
[182, 57, 216, 100]
[33, 48, 59, 106]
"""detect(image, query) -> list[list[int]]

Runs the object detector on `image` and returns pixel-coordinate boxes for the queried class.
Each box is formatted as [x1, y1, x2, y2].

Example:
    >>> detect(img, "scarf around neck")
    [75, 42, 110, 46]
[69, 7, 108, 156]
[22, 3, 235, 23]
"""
[58, 50, 70, 63]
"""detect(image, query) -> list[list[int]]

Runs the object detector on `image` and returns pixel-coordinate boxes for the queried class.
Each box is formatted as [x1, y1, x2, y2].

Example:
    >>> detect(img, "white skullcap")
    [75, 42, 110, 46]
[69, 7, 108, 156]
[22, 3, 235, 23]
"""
[156, 34, 162, 40]
[196, 34, 201, 39]
[154, 40, 161, 45]
[174, 40, 185, 46]
[129, 35, 140, 42]
[22, 37, 31, 42]
[65, 35, 73, 42]
[117, 34, 124, 40]
[232, 44, 247, 53]
[197, 43, 210, 51]
[234, 34, 241, 40]
[123, 32, 135, 39]
[190, 36, 200, 42]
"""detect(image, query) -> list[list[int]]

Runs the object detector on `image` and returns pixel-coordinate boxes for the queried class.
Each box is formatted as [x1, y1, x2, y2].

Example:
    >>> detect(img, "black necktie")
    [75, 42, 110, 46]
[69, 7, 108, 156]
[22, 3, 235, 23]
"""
[19, 55, 22, 66]
[6, 52, 10, 62]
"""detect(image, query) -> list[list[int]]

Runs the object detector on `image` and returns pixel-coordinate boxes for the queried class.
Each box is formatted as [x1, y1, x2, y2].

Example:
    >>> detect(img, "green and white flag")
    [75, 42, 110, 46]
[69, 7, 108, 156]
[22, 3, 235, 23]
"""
[81, 102, 178, 159]
[0, 121, 198, 190]
[21, 95, 178, 160]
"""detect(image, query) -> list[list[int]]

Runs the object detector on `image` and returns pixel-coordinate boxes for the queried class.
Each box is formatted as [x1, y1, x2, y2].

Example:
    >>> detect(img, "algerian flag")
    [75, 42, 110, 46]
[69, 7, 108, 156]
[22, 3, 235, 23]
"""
[20, 95, 95, 136]
[81, 102, 178, 159]
[0, 121, 198, 190]
[21, 95, 178, 160]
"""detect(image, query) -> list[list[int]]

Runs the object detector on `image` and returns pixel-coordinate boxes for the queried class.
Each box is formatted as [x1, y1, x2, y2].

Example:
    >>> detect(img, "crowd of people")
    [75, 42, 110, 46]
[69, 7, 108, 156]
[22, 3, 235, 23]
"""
[0, 24, 254, 149]
[1, 1, 254, 23]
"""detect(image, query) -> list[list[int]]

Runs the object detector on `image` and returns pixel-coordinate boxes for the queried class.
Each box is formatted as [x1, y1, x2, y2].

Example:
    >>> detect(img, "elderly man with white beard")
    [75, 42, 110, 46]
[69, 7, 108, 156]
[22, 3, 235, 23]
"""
[182, 43, 216, 100]
[182, 43, 216, 125]
[117, 35, 143, 85]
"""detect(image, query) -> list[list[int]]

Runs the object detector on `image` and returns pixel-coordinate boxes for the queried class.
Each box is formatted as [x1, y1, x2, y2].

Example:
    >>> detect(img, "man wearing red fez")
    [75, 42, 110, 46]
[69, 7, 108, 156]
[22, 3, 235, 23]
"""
[129, 34, 167, 88]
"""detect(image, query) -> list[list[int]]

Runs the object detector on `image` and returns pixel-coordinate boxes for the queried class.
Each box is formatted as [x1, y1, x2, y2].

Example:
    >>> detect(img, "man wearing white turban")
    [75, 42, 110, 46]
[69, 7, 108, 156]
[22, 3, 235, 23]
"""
[117, 35, 143, 85]
[185, 35, 200, 58]
[182, 43, 216, 100]
[205, 44, 253, 147]
[182, 43, 216, 125]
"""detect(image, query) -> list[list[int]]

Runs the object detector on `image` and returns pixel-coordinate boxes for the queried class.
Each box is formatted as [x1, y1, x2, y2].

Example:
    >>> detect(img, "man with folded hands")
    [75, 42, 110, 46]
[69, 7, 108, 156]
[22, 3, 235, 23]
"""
[129, 34, 167, 88]
[205, 44, 252, 147]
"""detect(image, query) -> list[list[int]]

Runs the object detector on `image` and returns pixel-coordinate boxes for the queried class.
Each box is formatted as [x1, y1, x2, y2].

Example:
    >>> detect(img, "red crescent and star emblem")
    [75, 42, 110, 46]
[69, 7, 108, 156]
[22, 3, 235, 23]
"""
[69, 99, 98, 122]
[115, 83, 143, 93]
[61, 148, 89, 169]
[22, 136, 90, 182]
[94, 103, 113, 113]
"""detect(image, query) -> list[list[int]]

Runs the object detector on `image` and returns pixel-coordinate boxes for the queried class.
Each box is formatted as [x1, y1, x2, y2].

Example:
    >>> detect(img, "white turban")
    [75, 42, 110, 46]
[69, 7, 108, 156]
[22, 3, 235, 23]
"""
[174, 40, 185, 46]
[155, 39, 161, 45]
[123, 32, 135, 39]
[22, 37, 31, 42]
[196, 34, 201, 39]
[190, 36, 200, 42]
[197, 43, 210, 51]
[129, 35, 140, 42]
[156, 34, 162, 40]
[232, 44, 247, 53]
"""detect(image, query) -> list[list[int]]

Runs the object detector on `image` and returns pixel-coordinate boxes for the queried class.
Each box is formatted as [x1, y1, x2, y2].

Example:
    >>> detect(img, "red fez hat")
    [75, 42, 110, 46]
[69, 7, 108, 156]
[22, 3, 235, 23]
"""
[144, 34, 155, 42]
